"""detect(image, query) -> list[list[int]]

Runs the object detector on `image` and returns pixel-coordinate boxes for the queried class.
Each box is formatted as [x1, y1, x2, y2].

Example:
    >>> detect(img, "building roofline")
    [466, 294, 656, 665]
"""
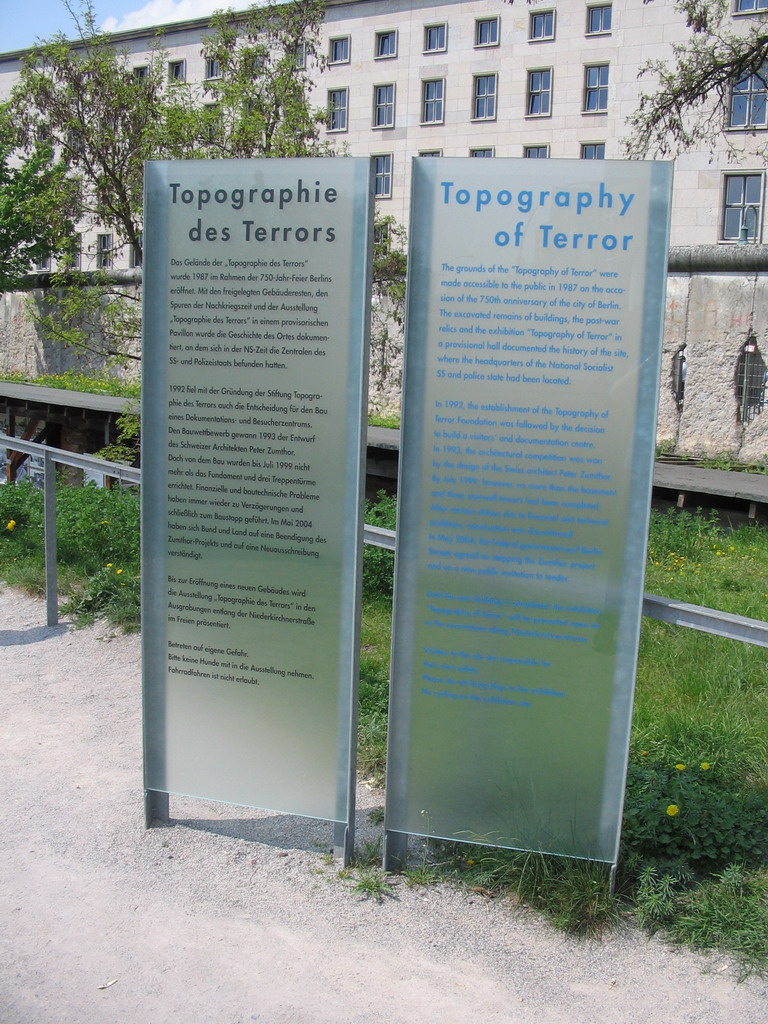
[0, 0, 372, 62]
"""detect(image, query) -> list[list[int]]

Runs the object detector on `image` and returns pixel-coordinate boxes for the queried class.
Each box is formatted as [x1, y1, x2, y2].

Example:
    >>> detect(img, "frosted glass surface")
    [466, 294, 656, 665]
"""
[142, 159, 370, 822]
[387, 158, 672, 862]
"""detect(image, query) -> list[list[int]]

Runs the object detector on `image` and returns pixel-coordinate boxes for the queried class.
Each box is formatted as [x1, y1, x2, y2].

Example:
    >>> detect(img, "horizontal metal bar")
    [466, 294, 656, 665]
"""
[363, 524, 396, 550]
[643, 593, 768, 648]
[0, 433, 141, 484]
[4, 434, 768, 647]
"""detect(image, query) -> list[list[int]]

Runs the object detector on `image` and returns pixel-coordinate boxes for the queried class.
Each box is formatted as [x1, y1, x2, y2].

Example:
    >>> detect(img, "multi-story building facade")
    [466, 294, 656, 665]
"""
[1, 0, 767, 267]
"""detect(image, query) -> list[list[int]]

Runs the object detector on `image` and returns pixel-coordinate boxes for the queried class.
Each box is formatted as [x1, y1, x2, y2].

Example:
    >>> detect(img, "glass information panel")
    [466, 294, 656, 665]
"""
[386, 158, 672, 862]
[142, 159, 371, 824]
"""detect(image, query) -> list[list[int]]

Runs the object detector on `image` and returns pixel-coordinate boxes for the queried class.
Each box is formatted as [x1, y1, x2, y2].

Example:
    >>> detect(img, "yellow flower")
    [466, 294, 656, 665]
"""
[666, 804, 679, 817]
[115, 568, 123, 575]
[106, 562, 113, 568]
[700, 762, 711, 771]
[467, 858, 475, 866]
[675, 763, 686, 771]
[6, 519, 16, 531]
[641, 750, 648, 757]
[100, 520, 109, 525]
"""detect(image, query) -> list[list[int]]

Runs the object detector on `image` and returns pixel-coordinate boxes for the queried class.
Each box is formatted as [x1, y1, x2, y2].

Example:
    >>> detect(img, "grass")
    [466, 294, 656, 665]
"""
[1, 483, 766, 970]
[0, 369, 140, 398]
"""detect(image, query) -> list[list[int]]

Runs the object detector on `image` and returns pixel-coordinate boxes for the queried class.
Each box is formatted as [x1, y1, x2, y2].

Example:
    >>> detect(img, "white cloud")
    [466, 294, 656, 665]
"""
[101, 0, 237, 35]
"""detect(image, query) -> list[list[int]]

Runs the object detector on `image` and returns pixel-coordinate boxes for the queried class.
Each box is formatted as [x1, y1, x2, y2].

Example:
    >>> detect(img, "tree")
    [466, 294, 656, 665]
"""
[625, 0, 768, 157]
[195, 0, 329, 158]
[7, 0, 328, 364]
[0, 104, 77, 290]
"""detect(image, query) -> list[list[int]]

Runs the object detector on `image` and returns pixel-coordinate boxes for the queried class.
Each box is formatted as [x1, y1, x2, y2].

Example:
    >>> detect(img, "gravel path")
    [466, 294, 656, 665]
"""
[1, 587, 766, 1024]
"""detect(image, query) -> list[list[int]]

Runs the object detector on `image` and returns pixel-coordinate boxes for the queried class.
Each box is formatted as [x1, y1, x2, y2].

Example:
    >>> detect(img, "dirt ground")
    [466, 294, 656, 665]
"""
[2, 587, 767, 1024]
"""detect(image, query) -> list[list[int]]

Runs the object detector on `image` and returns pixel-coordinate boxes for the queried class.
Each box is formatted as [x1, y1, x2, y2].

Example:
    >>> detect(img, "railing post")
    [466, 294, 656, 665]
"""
[43, 450, 58, 627]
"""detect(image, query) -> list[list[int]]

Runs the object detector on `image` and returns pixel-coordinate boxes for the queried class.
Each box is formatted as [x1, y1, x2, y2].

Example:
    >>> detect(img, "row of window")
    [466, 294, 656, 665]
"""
[328, 66, 609, 131]
[329, 7, 613, 65]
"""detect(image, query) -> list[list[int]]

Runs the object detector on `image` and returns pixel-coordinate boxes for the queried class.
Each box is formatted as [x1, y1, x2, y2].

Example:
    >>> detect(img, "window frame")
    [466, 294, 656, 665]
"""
[586, 4, 612, 35]
[472, 73, 498, 121]
[475, 17, 500, 48]
[96, 233, 113, 270]
[423, 23, 447, 53]
[205, 57, 220, 80]
[529, 10, 555, 41]
[133, 65, 149, 80]
[373, 154, 393, 198]
[581, 142, 606, 159]
[373, 83, 395, 128]
[327, 88, 349, 132]
[168, 59, 186, 82]
[729, 66, 768, 129]
[329, 36, 350, 65]
[524, 145, 550, 159]
[375, 30, 398, 59]
[526, 68, 552, 117]
[734, 0, 768, 12]
[470, 148, 495, 158]
[583, 64, 609, 113]
[421, 78, 445, 124]
[418, 149, 443, 157]
[721, 172, 764, 242]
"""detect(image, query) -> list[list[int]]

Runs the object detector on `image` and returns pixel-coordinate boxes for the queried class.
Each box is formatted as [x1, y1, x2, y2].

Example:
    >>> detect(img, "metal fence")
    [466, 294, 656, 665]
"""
[2, 433, 768, 647]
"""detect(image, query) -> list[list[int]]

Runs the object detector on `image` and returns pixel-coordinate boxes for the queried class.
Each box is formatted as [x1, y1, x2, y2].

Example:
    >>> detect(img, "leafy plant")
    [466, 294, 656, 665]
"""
[622, 755, 768, 872]
[362, 490, 396, 600]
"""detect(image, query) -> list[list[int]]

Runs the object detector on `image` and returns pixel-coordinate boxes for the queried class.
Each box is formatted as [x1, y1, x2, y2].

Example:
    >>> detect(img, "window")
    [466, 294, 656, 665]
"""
[373, 84, 395, 127]
[327, 89, 348, 132]
[736, 335, 766, 423]
[475, 17, 499, 47]
[205, 57, 220, 80]
[735, 0, 768, 11]
[529, 10, 555, 40]
[672, 346, 687, 410]
[373, 155, 392, 197]
[129, 232, 143, 270]
[470, 148, 494, 158]
[422, 79, 444, 123]
[133, 65, 148, 80]
[374, 220, 390, 245]
[586, 5, 612, 34]
[524, 145, 549, 158]
[329, 37, 350, 64]
[527, 69, 552, 116]
[418, 150, 442, 157]
[473, 74, 497, 120]
[584, 65, 609, 112]
[293, 43, 306, 69]
[730, 67, 768, 128]
[168, 60, 186, 82]
[375, 31, 397, 58]
[722, 173, 763, 240]
[96, 233, 112, 270]
[424, 24, 446, 52]
[581, 142, 606, 159]
[37, 255, 51, 271]
[202, 103, 220, 143]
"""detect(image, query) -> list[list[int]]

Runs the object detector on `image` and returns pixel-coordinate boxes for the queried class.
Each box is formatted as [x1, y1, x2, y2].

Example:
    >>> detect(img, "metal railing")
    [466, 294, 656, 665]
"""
[2, 432, 768, 647]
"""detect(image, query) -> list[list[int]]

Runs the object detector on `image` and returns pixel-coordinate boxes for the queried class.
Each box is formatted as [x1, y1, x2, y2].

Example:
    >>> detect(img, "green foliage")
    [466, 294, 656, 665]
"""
[626, 0, 768, 157]
[362, 490, 396, 599]
[622, 754, 768, 872]
[0, 370, 140, 398]
[0, 104, 77, 290]
[195, 1, 329, 159]
[448, 845, 619, 937]
[29, 271, 142, 365]
[0, 480, 140, 628]
[666, 866, 768, 974]
[350, 866, 394, 901]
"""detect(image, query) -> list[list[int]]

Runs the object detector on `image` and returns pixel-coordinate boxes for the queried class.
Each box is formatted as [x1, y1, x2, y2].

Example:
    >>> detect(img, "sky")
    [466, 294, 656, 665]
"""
[1, 0, 235, 53]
